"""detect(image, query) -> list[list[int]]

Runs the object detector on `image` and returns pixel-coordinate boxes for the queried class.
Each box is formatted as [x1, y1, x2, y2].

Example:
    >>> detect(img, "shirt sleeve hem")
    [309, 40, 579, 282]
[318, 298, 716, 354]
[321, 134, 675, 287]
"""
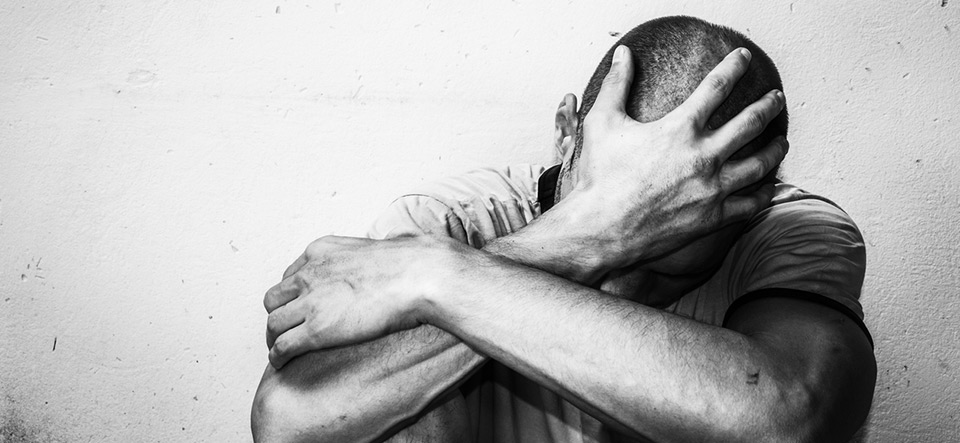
[721, 288, 874, 348]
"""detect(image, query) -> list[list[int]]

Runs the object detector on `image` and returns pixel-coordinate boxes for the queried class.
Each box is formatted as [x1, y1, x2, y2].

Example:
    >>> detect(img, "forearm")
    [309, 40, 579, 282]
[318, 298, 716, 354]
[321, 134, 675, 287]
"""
[483, 193, 622, 284]
[423, 249, 808, 442]
[252, 324, 485, 442]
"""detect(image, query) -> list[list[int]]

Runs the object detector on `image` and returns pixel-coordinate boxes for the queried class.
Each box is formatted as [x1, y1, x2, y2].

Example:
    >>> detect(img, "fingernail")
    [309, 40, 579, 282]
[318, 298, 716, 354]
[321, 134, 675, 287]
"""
[739, 48, 751, 60]
[775, 90, 785, 104]
[614, 45, 625, 62]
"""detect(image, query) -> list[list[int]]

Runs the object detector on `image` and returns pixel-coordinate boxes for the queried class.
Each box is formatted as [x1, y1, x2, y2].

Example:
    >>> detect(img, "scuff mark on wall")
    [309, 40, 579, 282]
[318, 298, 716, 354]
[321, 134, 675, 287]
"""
[126, 70, 156, 86]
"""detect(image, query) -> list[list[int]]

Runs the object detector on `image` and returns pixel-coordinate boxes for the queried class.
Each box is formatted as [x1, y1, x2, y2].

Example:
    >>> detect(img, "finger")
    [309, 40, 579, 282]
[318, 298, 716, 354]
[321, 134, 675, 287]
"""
[263, 274, 306, 313]
[282, 252, 308, 280]
[268, 323, 317, 369]
[266, 299, 306, 348]
[561, 93, 579, 138]
[592, 45, 635, 117]
[721, 182, 776, 225]
[675, 47, 752, 127]
[710, 89, 785, 160]
[719, 136, 788, 193]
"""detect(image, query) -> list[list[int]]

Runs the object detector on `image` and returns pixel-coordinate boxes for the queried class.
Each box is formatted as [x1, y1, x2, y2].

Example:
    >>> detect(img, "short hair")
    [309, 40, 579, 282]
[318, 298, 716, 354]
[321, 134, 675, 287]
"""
[570, 16, 788, 172]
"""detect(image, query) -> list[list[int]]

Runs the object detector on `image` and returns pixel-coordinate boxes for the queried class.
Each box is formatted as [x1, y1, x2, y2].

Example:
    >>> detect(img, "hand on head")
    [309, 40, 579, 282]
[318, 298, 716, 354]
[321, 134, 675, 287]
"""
[259, 45, 790, 369]
[556, 45, 788, 272]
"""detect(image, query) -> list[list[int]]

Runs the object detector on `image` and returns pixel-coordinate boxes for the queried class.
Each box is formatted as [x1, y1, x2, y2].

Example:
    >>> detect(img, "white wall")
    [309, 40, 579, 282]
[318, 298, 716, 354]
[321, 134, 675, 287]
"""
[1, 1, 957, 441]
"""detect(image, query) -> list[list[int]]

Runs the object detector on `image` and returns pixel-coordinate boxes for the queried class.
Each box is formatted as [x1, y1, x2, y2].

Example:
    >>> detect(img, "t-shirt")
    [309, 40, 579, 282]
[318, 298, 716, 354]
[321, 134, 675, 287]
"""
[367, 164, 869, 443]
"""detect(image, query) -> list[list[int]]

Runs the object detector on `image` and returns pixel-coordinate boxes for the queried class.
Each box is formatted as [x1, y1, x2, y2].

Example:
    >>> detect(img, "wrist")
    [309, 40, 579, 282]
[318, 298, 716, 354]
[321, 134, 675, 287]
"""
[484, 225, 606, 284]
[408, 235, 465, 327]
[547, 188, 643, 274]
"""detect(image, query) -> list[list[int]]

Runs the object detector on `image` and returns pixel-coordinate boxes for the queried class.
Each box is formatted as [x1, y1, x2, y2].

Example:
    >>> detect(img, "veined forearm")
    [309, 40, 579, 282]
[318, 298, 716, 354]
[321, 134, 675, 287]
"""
[253, 324, 485, 442]
[423, 250, 802, 442]
[483, 195, 622, 284]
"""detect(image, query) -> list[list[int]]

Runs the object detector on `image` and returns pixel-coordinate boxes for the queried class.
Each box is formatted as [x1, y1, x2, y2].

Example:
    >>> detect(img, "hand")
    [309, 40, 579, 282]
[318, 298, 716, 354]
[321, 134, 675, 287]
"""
[562, 45, 788, 270]
[262, 235, 448, 369]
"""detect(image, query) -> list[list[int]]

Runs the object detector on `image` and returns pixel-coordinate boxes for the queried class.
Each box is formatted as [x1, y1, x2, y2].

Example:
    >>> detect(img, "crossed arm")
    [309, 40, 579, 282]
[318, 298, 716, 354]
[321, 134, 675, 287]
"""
[252, 228, 875, 443]
[251, 47, 876, 442]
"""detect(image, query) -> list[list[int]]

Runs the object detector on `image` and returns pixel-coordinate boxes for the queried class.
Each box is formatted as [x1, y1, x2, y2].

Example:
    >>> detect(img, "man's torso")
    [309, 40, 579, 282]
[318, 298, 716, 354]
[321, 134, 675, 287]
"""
[368, 164, 868, 442]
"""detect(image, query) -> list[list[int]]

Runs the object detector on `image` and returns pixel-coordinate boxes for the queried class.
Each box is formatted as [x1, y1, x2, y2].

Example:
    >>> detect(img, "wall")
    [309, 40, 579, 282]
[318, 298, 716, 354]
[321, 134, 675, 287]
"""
[1, 1, 957, 441]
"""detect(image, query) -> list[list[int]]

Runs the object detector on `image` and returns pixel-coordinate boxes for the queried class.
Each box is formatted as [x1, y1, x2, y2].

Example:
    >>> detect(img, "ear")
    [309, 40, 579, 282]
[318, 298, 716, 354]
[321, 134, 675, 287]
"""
[554, 93, 580, 160]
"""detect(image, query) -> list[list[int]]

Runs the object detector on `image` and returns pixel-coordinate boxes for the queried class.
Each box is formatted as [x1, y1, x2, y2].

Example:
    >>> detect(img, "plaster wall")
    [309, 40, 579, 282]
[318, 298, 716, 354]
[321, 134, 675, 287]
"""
[1, 1, 958, 442]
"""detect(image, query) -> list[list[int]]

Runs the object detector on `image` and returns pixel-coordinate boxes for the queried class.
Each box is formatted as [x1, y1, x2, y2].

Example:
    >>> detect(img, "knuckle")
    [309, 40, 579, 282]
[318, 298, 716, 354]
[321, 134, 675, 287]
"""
[282, 262, 300, 280]
[678, 110, 700, 127]
[273, 337, 288, 356]
[263, 287, 280, 312]
[306, 317, 324, 338]
[309, 317, 322, 334]
[266, 314, 277, 332]
[602, 69, 625, 89]
[703, 177, 723, 198]
[755, 157, 772, 179]
[263, 294, 274, 311]
[669, 113, 697, 133]
[704, 74, 728, 93]
[295, 270, 315, 292]
[692, 151, 720, 174]
[604, 66, 624, 83]
[305, 236, 333, 258]
[744, 111, 766, 135]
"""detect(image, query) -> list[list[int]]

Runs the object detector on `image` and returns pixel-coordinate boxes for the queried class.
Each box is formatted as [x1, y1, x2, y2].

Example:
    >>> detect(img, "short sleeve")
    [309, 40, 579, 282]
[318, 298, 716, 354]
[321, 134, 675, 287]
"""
[367, 195, 472, 243]
[725, 194, 867, 321]
[366, 164, 546, 248]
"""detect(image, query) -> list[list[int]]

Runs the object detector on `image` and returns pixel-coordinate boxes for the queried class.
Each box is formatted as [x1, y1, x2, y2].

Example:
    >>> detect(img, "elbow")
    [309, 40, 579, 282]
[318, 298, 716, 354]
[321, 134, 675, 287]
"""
[251, 377, 305, 443]
[762, 379, 823, 443]
[757, 366, 876, 443]
[251, 370, 338, 443]
[251, 366, 395, 443]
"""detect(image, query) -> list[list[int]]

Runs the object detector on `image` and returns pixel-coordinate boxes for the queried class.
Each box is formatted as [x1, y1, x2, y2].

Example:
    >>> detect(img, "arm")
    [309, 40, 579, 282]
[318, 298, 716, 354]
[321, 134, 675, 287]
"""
[253, 200, 495, 443]
[252, 192, 544, 443]
[255, 46, 789, 442]
[417, 240, 875, 442]
[252, 320, 480, 443]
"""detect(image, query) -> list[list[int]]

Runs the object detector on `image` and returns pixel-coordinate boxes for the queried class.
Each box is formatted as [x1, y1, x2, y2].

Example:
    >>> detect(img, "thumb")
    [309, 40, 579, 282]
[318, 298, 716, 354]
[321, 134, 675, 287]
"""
[592, 45, 635, 117]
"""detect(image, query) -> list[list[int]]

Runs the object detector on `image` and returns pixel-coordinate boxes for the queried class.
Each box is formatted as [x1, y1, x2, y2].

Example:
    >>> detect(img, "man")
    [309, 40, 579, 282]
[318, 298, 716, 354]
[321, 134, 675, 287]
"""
[252, 16, 876, 442]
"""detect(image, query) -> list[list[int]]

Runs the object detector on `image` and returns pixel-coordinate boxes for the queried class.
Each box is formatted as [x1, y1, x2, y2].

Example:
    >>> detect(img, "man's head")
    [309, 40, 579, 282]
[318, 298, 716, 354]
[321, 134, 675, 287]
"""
[558, 16, 787, 196]
[554, 16, 789, 292]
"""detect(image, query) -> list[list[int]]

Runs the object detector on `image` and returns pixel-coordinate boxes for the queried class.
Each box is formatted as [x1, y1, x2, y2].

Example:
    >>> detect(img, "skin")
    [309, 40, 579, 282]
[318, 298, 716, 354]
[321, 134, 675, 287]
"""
[251, 47, 876, 442]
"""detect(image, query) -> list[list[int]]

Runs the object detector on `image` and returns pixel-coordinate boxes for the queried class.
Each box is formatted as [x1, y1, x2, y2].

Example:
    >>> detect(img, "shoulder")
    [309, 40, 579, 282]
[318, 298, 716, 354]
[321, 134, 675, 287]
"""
[748, 183, 863, 242]
[710, 182, 870, 342]
[667, 183, 869, 329]
[728, 183, 866, 311]
[367, 164, 547, 247]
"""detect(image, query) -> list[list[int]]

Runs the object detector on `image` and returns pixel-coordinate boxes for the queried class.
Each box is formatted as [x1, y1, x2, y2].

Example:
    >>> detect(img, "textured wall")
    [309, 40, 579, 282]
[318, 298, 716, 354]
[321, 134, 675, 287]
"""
[1, 1, 957, 442]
